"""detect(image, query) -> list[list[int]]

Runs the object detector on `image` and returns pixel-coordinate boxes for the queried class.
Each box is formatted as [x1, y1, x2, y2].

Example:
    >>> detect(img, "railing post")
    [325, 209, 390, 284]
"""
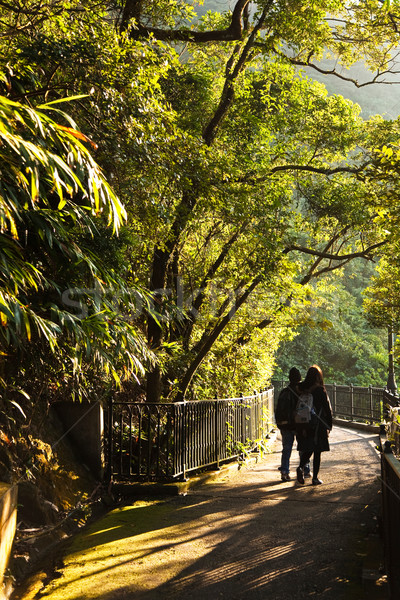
[382, 389, 387, 422]
[269, 387, 274, 432]
[137, 406, 143, 477]
[332, 383, 337, 416]
[387, 324, 398, 395]
[173, 403, 178, 478]
[350, 383, 354, 421]
[182, 403, 187, 481]
[240, 393, 245, 446]
[215, 398, 220, 470]
[252, 391, 257, 441]
[106, 394, 113, 483]
[369, 385, 373, 424]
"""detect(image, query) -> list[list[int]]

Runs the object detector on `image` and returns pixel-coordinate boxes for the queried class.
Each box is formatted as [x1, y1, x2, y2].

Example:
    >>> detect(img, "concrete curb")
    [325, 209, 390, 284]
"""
[332, 418, 381, 433]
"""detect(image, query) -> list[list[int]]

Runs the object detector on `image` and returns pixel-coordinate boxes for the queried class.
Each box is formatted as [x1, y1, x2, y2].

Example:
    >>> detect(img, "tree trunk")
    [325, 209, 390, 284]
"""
[146, 247, 169, 403]
[176, 277, 261, 401]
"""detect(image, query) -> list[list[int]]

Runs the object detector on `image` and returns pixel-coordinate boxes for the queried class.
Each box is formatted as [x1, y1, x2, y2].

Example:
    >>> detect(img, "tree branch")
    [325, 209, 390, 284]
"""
[235, 162, 371, 187]
[176, 276, 262, 401]
[269, 162, 370, 176]
[127, 0, 251, 42]
[202, 0, 273, 145]
[304, 258, 353, 282]
[287, 56, 400, 88]
[286, 240, 386, 262]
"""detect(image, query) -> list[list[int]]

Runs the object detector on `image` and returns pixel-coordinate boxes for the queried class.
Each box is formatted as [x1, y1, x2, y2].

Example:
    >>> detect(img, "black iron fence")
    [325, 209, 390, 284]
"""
[380, 389, 400, 600]
[381, 447, 400, 600]
[272, 380, 384, 424]
[326, 383, 384, 423]
[106, 389, 274, 482]
[107, 382, 385, 484]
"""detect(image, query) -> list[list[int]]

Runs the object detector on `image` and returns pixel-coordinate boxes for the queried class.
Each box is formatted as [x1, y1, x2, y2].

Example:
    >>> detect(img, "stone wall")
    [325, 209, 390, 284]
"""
[0, 484, 17, 600]
[52, 402, 104, 480]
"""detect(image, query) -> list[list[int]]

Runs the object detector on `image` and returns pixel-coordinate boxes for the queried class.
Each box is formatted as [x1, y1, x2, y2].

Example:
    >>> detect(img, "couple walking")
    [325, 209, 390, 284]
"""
[275, 365, 333, 485]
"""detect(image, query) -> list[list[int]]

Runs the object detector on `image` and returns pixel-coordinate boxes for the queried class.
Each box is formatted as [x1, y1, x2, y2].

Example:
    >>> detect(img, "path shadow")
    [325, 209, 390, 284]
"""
[37, 427, 383, 600]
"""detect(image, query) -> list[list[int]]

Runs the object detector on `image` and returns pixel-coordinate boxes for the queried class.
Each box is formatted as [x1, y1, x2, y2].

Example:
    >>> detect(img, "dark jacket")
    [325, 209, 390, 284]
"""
[296, 385, 333, 453]
[274, 385, 297, 431]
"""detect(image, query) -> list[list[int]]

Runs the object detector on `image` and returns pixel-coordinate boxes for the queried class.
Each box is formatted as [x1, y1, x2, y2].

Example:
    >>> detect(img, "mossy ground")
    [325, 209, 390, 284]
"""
[11, 427, 389, 600]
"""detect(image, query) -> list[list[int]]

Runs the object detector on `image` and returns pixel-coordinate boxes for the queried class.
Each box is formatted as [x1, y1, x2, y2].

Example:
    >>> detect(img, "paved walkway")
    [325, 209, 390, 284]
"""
[13, 426, 387, 600]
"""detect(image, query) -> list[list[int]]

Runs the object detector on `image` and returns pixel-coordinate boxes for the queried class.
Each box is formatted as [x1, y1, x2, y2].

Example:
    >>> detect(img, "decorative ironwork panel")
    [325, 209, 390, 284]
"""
[105, 389, 273, 482]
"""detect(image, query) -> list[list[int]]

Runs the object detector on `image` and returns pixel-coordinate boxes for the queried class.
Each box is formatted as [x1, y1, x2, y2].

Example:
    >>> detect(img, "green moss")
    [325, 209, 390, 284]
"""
[39, 500, 175, 600]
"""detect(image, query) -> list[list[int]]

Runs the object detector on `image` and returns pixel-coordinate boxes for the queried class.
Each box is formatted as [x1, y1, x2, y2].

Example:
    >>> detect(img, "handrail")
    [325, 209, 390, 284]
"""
[106, 388, 274, 482]
[272, 379, 386, 425]
[107, 382, 394, 483]
[380, 425, 400, 599]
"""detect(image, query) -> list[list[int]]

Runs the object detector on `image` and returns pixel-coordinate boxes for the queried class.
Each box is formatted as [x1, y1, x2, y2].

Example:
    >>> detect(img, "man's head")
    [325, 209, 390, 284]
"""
[288, 367, 301, 385]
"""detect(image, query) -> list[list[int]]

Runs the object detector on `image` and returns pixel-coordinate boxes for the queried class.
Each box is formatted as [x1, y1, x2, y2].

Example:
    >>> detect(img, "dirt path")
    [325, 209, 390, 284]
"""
[13, 426, 387, 600]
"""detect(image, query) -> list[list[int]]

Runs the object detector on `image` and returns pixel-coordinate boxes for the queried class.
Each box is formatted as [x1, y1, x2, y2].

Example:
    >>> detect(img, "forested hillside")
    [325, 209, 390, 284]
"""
[274, 262, 388, 386]
[190, 2, 399, 387]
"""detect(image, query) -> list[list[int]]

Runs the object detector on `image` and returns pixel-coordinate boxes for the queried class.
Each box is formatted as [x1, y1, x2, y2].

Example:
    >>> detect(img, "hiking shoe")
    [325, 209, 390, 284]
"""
[281, 473, 291, 481]
[304, 472, 311, 479]
[312, 477, 323, 485]
[296, 467, 305, 484]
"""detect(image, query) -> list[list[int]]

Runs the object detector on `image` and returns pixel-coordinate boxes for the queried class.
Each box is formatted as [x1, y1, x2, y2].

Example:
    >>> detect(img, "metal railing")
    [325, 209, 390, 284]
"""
[375, 389, 400, 600]
[381, 447, 400, 600]
[271, 380, 384, 424]
[326, 383, 384, 423]
[106, 389, 274, 482]
[380, 389, 400, 600]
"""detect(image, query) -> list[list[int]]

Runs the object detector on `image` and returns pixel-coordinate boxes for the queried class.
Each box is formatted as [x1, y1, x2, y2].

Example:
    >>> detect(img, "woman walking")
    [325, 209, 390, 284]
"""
[296, 365, 332, 485]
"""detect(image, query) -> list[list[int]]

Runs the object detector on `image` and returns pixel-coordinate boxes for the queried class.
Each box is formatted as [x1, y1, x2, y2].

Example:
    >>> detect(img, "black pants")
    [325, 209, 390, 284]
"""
[300, 450, 321, 478]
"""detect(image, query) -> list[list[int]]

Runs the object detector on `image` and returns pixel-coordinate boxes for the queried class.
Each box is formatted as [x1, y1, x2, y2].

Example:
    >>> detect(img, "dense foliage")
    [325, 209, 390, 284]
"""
[1, 0, 400, 426]
[275, 261, 388, 386]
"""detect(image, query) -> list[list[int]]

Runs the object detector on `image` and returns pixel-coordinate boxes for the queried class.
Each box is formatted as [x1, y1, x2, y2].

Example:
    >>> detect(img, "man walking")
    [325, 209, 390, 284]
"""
[275, 367, 310, 481]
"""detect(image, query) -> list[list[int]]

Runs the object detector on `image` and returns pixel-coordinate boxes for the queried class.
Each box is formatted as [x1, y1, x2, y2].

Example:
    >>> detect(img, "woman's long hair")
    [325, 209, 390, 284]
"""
[299, 365, 324, 391]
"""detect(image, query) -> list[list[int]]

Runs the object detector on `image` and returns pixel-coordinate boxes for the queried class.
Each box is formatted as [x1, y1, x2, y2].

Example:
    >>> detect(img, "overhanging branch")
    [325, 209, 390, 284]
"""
[286, 240, 387, 261]
[124, 0, 251, 41]
[235, 162, 371, 186]
[288, 56, 400, 88]
[269, 162, 370, 176]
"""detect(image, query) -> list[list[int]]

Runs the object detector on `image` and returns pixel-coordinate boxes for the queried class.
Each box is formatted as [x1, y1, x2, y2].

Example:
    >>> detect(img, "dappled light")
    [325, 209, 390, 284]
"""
[31, 426, 383, 600]
[1, 3, 399, 598]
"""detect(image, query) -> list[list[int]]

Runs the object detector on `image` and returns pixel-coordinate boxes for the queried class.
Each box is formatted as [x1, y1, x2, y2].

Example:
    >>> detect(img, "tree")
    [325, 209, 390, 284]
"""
[275, 261, 388, 385]
[2, 0, 400, 406]
[133, 1, 397, 400]
[0, 93, 154, 427]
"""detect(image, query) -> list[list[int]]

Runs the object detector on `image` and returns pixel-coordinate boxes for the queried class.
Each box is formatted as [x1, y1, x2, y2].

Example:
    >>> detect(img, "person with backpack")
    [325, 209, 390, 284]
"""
[275, 367, 310, 482]
[295, 364, 333, 486]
